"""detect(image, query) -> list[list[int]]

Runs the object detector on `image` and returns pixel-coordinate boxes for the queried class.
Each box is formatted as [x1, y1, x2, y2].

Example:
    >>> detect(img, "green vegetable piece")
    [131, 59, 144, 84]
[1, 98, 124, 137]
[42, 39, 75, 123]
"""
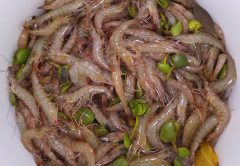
[58, 66, 70, 84]
[114, 156, 128, 166]
[13, 48, 31, 65]
[174, 122, 181, 132]
[172, 54, 188, 68]
[178, 147, 190, 158]
[157, 62, 172, 74]
[128, 5, 137, 18]
[171, 21, 183, 36]
[58, 112, 68, 120]
[95, 125, 109, 136]
[160, 120, 178, 144]
[10, 92, 16, 106]
[60, 81, 72, 93]
[123, 133, 131, 149]
[129, 99, 148, 117]
[130, 115, 139, 139]
[156, 0, 168, 8]
[109, 97, 121, 106]
[74, 107, 95, 125]
[218, 63, 227, 80]
[174, 159, 183, 166]
[189, 19, 202, 32]
[16, 65, 26, 80]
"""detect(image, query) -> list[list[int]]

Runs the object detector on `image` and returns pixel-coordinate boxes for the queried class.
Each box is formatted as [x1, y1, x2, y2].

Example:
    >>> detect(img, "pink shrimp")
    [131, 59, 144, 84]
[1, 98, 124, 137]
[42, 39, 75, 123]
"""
[205, 47, 219, 78]
[177, 93, 188, 125]
[212, 53, 227, 80]
[48, 52, 80, 65]
[109, 112, 130, 132]
[62, 26, 78, 53]
[100, 132, 125, 143]
[80, 126, 99, 149]
[31, 71, 58, 124]
[18, 28, 29, 48]
[95, 142, 116, 162]
[15, 111, 27, 133]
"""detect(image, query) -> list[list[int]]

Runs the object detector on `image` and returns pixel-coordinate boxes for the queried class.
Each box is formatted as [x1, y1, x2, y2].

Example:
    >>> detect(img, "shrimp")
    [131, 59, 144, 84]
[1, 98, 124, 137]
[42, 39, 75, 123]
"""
[190, 115, 218, 159]
[167, 6, 188, 33]
[205, 85, 231, 141]
[16, 111, 27, 133]
[129, 104, 160, 158]
[169, 1, 195, 20]
[205, 47, 219, 77]
[18, 28, 29, 48]
[177, 69, 203, 89]
[109, 52, 131, 116]
[62, 26, 78, 53]
[68, 140, 95, 166]
[58, 121, 83, 140]
[165, 10, 177, 26]
[95, 142, 116, 161]
[57, 85, 111, 103]
[210, 55, 236, 93]
[172, 33, 225, 51]
[146, 98, 178, 149]
[48, 52, 80, 65]
[96, 144, 127, 166]
[17, 37, 47, 82]
[134, 40, 192, 55]
[69, 60, 108, 85]
[94, 0, 129, 35]
[125, 28, 165, 42]
[212, 53, 227, 80]
[31, 71, 58, 124]
[18, 102, 38, 128]
[21, 126, 53, 153]
[29, 16, 70, 36]
[109, 112, 130, 132]
[110, 19, 139, 71]
[90, 24, 110, 70]
[100, 132, 125, 143]
[43, 0, 74, 10]
[89, 105, 116, 130]
[9, 75, 39, 119]
[80, 126, 99, 149]
[182, 110, 206, 147]
[50, 24, 71, 54]
[166, 78, 194, 104]
[146, 0, 160, 26]
[46, 134, 78, 166]
[25, 0, 86, 26]
[177, 93, 188, 125]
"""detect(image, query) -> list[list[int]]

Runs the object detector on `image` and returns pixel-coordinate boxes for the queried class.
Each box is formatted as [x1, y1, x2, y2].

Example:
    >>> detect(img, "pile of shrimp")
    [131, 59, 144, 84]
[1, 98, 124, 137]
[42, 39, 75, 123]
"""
[8, 0, 236, 165]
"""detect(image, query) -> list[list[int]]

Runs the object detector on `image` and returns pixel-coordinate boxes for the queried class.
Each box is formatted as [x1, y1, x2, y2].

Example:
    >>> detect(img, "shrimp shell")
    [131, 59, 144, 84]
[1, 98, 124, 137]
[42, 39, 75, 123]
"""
[182, 110, 205, 147]
[94, 0, 129, 35]
[43, 0, 74, 10]
[212, 53, 227, 80]
[95, 142, 116, 162]
[146, 98, 178, 149]
[58, 121, 83, 140]
[25, 0, 87, 26]
[146, 0, 160, 26]
[96, 144, 127, 166]
[177, 93, 188, 125]
[58, 85, 111, 103]
[100, 132, 125, 143]
[46, 134, 78, 166]
[210, 55, 237, 93]
[29, 16, 70, 36]
[205, 85, 231, 141]
[109, 112, 130, 132]
[62, 26, 78, 53]
[172, 33, 224, 51]
[18, 28, 29, 48]
[31, 71, 58, 124]
[90, 24, 110, 70]
[9, 76, 39, 119]
[16, 111, 27, 133]
[169, 1, 195, 20]
[80, 126, 99, 149]
[190, 115, 218, 159]
[206, 47, 219, 76]
[48, 52, 80, 65]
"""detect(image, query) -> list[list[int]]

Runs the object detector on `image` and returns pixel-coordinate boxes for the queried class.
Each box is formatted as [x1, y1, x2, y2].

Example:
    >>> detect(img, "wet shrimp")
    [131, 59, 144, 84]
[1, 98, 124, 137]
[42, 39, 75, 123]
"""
[31, 71, 58, 124]
[146, 0, 160, 26]
[205, 85, 231, 141]
[18, 28, 29, 48]
[205, 47, 219, 77]
[109, 112, 130, 132]
[62, 26, 78, 53]
[29, 16, 70, 36]
[95, 142, 116, 162]
[15, 111, 27, 133]
[57, 85, 112, 103]
[43, 0, 74, 10]
[94, 0, 129, 35]
[212, 53, 227, 80]
[100, 132, 125, 143]
[177, 93, 188, 125]
[80, 126, 99, 149]
[48, 52, 80, 65]
[146, 98, 178, 149]
[169, 1, 195, 20]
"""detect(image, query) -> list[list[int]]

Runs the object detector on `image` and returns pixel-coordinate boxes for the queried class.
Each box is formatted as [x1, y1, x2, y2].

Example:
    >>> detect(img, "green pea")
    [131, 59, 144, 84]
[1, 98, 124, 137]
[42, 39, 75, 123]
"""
[123, 133, 131, 149]
[156, 0, 168, 8]
[157, 62, 172, 75]
[171, 21, 183, 36]
[95, 125, 109, 137]
[160, 120, 178, 144]
[189, 19, 202, 32]
[129, 99, 148, 117]
[114, 156, 128, 166]
[13, 48, 31, 65]
[172, 54, 188, 68]
[9, 92, 16, 106]
[58, 112, 68, 121]
[128, 5, 137, 18]
[174, 159, 183, 166]
[74, 107, 95, 125]
[177, 147, 190, 158]
[218, 63, 227, 80]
